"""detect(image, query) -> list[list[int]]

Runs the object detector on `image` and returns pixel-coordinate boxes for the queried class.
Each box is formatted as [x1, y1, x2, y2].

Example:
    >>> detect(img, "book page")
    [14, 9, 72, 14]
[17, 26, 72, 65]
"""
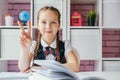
[33, 60, 79, 80]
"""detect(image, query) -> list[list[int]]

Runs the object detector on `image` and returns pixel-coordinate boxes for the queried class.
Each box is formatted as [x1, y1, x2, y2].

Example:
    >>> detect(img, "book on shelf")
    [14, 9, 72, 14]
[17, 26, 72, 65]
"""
[29, 60, 104, 80]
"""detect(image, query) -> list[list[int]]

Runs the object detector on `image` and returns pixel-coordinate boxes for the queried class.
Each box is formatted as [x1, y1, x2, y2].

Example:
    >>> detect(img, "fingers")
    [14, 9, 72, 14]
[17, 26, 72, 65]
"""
[17, 21, 25, 33]
[27, 21, 31, 34]
[19, 35, 27, 47]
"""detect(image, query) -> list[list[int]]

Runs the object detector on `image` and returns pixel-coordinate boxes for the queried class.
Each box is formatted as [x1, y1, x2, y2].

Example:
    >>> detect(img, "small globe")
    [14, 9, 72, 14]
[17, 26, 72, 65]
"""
[18, 10, 30, 24]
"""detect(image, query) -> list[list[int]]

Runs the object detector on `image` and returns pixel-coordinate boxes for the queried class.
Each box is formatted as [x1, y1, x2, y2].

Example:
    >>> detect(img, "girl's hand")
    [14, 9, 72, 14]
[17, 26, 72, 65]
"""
[17, 21, 32, 52]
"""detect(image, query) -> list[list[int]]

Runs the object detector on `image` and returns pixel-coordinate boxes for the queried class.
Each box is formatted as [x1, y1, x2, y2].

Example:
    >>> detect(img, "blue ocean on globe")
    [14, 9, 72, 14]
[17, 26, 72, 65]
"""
[18, 10, 30, 23]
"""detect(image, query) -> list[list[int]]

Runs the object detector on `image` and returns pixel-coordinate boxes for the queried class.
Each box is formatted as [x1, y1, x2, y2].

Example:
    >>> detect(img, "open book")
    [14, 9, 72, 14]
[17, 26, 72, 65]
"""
[29, 60, 79, 80]
[29, 60, 104, 80]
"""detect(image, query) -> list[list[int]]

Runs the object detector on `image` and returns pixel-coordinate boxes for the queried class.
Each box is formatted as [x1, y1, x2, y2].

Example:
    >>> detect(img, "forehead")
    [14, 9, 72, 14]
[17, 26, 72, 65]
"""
[39, 10, 58, 19]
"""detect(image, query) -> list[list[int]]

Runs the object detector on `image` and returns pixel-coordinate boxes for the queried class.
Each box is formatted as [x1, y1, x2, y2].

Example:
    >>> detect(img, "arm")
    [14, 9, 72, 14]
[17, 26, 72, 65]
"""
[17, 21, 33, 72]
[18, 51, 33, 72]
[63, 50, 80, 72]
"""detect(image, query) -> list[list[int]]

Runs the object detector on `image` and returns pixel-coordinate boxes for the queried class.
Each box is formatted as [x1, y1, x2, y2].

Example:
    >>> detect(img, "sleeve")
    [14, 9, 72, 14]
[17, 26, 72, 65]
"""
[30, 40, 37, 55]
[64, 40, 72, 56]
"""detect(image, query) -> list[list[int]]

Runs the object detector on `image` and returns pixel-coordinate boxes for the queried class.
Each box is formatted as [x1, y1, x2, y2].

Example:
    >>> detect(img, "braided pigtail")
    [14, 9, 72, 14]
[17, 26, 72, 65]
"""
[56, 31, 60, 61]
[33, 32, 41, 59]
[57, 31, 59, 49]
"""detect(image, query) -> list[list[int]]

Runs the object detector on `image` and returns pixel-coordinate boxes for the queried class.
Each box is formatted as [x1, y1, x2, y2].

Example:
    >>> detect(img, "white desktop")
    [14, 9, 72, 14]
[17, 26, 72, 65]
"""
[0, 71, 120, 80]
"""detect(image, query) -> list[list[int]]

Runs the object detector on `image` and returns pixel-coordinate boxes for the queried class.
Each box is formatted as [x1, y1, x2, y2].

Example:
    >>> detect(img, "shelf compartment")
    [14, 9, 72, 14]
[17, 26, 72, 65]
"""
[70, 0, 99, 26]
[102, 29, 120, 58]
[70, 29, 101, 60]
[102, 60, 120, 71]
[0, 29, 24, 59]
[102, 0, 120, 27]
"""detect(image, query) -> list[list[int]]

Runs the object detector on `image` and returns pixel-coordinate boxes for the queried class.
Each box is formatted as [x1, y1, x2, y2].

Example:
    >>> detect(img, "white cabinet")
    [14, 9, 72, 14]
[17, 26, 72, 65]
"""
[103, 60, 120, 71]
[103, 0, 120, 27]
[70, 29, 101, 60]
[0, 27, 21, 59]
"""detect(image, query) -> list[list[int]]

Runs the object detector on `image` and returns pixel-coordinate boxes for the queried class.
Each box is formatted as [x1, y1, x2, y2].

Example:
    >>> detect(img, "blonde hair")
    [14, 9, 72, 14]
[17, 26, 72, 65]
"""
[34, 6, 61, 60]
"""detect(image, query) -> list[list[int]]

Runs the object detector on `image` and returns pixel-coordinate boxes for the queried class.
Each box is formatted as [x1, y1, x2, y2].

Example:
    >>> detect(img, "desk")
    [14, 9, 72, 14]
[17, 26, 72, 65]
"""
[76, 72, 120, 80]
[0, 72, 29, 80]
[0, 72, 120, 80]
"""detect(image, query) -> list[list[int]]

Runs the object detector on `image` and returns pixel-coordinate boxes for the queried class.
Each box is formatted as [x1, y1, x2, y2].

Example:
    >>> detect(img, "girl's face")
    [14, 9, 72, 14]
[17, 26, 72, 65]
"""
[38, 10, 60, 40]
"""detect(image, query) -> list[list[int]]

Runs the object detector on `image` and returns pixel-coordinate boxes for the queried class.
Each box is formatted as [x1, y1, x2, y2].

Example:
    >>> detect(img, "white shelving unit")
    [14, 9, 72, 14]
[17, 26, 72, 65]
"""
[66, 0, 102, 71]
[0, 0, 120, 72]
[66, 0, 120, 71]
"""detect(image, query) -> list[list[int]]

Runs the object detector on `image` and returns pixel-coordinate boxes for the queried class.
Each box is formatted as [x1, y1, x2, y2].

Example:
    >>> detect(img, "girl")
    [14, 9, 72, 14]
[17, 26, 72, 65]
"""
[18, 6, 79, 72]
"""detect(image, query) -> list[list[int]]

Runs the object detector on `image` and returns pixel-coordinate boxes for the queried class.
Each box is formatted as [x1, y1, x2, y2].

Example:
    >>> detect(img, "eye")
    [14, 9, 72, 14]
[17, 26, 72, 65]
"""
[51, 21, 57, 24]
[41, 21, 46, 24]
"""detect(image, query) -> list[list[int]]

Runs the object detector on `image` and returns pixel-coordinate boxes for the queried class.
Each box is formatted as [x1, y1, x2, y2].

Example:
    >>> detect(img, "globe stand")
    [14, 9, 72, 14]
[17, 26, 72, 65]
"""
[23, 23, 26, 26]
[21, 22, 27, 26]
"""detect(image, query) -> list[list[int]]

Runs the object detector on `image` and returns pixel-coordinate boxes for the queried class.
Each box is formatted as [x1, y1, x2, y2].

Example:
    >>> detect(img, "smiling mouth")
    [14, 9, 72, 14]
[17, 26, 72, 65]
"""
[46, 31, 52, 33]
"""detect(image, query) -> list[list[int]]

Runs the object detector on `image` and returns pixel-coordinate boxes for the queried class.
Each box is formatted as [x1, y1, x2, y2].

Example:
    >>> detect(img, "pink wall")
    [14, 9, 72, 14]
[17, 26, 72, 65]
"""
[8, 60, 19, 72]
[80, 60, 95, 71]
[102, 29, 120, 58]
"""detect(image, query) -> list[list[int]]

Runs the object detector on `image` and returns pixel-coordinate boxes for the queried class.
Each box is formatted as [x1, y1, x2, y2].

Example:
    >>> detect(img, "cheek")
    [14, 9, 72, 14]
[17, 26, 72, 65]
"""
[53, 27, 59, 34]
[38, 27, 44, 34]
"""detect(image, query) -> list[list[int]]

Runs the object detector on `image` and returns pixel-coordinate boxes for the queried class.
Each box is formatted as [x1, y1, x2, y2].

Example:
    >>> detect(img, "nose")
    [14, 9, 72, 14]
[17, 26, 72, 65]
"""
[46, 23, 51, 29]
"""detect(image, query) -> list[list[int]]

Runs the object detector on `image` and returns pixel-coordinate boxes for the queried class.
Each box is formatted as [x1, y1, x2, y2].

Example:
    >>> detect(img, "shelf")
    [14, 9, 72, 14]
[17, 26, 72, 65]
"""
[0, 58, 18, 60]
[8, 0, 30, 3]
[102, 58, 120, 61]
[71, 0, 97, 4]
[70, 26, 100, 29]
[102, 26, 120, 29]
[0, 26, 27, 29]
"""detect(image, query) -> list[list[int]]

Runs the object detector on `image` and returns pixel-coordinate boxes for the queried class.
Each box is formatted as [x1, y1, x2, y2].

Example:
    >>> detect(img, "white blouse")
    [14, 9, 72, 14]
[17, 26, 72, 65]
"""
[30, 38, 72, 60]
